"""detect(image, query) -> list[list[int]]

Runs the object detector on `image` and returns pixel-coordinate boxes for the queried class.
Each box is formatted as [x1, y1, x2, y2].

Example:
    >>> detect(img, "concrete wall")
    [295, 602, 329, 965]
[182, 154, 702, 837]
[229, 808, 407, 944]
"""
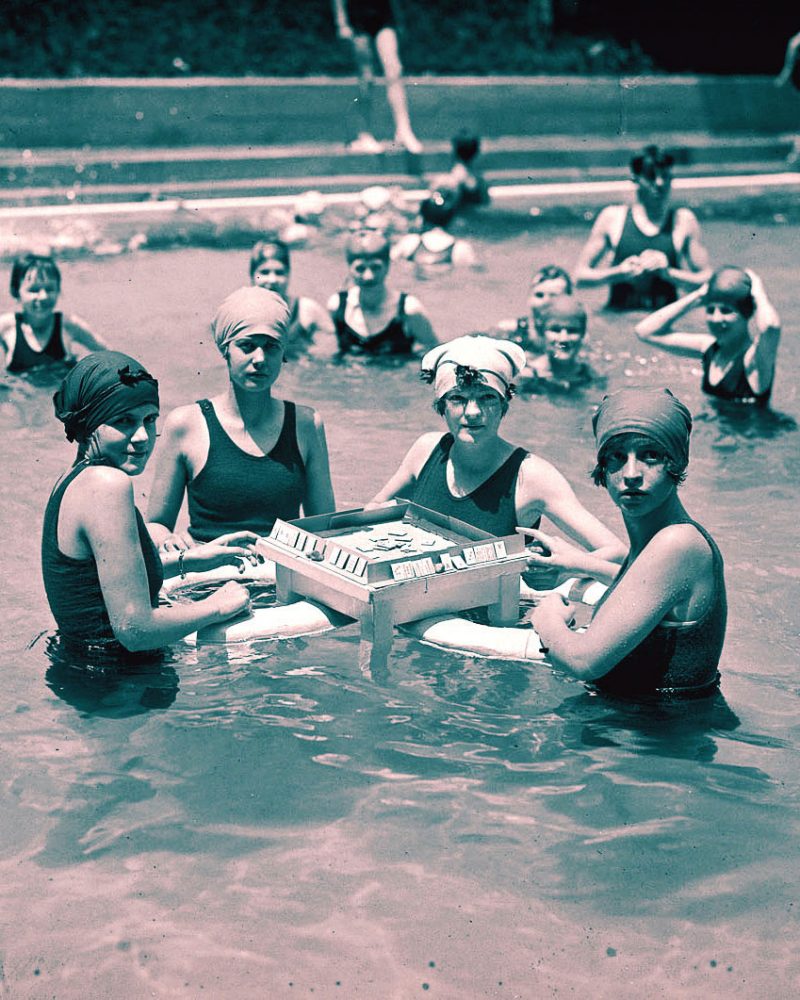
[2, 76, 798, 150]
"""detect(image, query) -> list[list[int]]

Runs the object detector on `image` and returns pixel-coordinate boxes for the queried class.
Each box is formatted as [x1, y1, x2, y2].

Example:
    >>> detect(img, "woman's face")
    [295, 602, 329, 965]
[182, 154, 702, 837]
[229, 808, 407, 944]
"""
[543, 318, 585, 363]
[90, 404, 159, 476]
[603, 433, 675, 516]
[226, 334, 284, 391]
[527, 277, 569, 321]
[18, 267, 60, 325]
[441, 386, 505, 445]
[704, 301, 748, 345]
[252, 258, 290, 298]
[349, 255, 389, 289]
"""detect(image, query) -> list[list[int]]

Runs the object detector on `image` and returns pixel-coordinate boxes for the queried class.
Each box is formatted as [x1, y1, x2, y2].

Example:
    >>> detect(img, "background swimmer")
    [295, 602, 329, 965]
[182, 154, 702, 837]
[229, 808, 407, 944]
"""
[249, 239, 333, 359]
[1, 253, 109, 378]
[329, 230, 437, 355]
[574, 145, 710, 311]
[496, 264, 573, 355]
[391, 188, 478, 277]
[517, 295, 597, 393]
[635, 266, 781, 406]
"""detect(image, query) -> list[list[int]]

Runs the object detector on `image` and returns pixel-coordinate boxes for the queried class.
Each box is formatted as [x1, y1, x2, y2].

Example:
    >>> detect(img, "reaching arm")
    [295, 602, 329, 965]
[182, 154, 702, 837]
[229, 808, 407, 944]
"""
[532, 525, 710, 678]
[776, 31, 800, 87]
[83, 468, 249, 651]
[369, 432, 438, 505]
[634, 284, 714, 356]
[743, 269, 781, 395]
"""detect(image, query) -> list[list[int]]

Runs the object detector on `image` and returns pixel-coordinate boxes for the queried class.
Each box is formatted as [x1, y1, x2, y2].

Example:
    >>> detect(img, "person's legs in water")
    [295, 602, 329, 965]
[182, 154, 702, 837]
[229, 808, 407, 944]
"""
[374, 26, 421, 154]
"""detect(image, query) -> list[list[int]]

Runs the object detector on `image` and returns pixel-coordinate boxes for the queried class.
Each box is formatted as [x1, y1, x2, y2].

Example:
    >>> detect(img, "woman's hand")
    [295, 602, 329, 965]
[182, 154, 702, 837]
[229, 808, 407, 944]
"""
[185, 531, 262, 574]
[159, 529, 197, 552]
[519, 527, 586, 587]
[211, 581, 252, 621]
[530, 592, 576, 630]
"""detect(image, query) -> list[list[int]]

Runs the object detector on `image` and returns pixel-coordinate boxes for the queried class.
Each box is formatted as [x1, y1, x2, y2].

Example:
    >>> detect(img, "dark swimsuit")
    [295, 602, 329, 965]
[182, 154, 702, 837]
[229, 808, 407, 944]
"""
[701, 341, 771, 406]
[411, 433, 534, 535]
[346, 0, 394, 36]
[333, 291, 415, 356]
[607, 208, 680, 311]
[7, 313, 67, 373]
[187, 399, 307, 542]
[590, 521, 726, 698]
[41, 462, 164, 652]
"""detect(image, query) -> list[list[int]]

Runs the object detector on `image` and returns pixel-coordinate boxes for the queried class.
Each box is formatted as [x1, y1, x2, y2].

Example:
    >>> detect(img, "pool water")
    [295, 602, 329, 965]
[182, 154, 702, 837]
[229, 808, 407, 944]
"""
[1, 220, 798, 998]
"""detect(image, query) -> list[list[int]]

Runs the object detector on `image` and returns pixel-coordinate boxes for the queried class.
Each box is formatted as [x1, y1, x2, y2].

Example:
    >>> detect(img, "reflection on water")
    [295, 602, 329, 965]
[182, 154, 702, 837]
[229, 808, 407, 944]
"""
[2, 226, 799, 996]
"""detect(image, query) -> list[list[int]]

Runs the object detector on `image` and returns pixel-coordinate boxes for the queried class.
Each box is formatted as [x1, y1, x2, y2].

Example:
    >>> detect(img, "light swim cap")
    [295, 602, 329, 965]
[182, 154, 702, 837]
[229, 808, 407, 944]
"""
[593, 387, 692, 473]
[53, 350, 159, 443]
[346, 229, 391, 263]
[421, 335, 527, 400]
[541, 295, 587, 334]
[211, 286, 289, 355]
[705, 266, 755, 319]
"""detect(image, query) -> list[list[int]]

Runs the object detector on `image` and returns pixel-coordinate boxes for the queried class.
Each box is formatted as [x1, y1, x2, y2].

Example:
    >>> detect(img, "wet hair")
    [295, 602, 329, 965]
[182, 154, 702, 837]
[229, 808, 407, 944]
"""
[10, 253, 61, 299]
[705, 265, 755, 320]
[420, 188, 460, 228]
[345, 229, 391, 263]
[249, 238, 291, 277]
[452, 131, 480, 164]
[530, 265, 573, 293]
[591, 440, 687, 488]
[630, 145, 674, 181]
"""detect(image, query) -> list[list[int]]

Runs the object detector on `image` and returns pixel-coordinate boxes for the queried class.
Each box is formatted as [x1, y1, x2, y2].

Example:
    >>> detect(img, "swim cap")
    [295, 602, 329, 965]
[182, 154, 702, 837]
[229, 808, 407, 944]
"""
[250, 238, 291, 275]
[346, 230, 391, 263]
[541, 295, 587, 334]
[630, 145, 674, 181]
[421, 335, 527, 400]
[211, 286, 289, 355]
[420, 188, 460, 228]
[705, 266, 755, 319]
[593, 387, 692, 472]
[53, 350, 159, 443]
[530, 264, 572, 293]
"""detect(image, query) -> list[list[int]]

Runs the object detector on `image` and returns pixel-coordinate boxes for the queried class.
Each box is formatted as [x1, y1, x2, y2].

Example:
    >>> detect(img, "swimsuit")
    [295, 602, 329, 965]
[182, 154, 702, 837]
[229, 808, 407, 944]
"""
[6, 312, 67, 373]
[41, 462, 163, 650]
[591, 521, 726, 698]
[701, 341, 771, 406]
[607, 208, 679, 311]
[346, 0, 394, 36]
[187, 399, 306, 542]
[332, 291, 415, 356]
[411, 433, 535, 535]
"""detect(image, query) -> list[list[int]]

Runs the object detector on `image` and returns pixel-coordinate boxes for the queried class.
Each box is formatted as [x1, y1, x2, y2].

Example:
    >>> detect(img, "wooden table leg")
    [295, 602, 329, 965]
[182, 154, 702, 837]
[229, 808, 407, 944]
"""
[487, 575, 520, 626]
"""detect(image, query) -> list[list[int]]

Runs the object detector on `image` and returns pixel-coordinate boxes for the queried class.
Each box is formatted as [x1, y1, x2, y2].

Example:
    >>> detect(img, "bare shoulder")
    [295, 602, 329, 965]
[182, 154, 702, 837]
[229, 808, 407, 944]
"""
[594, 204, 625, 230]
[74, 463, 133, 500]
[518, 451, 569, 491]
[293, 400, 324, 432]
[647, 523, 715, 568]
[405, 431, 442, 471]
[402, 293, 427, 315]
[161, 401, 205, 438]
[0, 311, 16, 333]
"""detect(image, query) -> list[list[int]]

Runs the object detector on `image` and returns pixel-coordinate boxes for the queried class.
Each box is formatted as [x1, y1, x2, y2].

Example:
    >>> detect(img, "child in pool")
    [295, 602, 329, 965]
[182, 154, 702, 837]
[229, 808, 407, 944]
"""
[328, 230, 437, 355]
[437, 131, 490, 208]
[391, 188, 478, 277]
[635, 266, 781, 407]
[249, 239, 333, 358]
[517, 295, 597, 393]
[1, 253, 108, 377]
[496, 264, 573, 355]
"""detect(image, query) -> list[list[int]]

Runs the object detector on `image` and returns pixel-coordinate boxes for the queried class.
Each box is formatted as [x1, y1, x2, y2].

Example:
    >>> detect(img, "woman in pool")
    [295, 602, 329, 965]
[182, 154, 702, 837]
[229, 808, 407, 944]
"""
[634, 266, 781, 406]
[390, 188, 478, 277]
[249, 238, 333, 358]
[496, 264, 573, 356]
[147, 286, 335, 547]
[328, 230, 437, 356]
[42, 351, 253, 655]
[370, 334, 625, 584]
[517, 295, 597, 393]
[532, 387, 726, 697]
[1, 253, 108, 377]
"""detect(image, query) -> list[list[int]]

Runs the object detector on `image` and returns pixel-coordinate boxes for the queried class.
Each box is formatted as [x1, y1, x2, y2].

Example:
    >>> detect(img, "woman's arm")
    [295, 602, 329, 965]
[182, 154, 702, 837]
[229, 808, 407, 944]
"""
[519, 527, 623, 586]
[369, 432, 439, 504]
[297, 406, 336, 516]
[299, 296, 334, 336]
[533, 525, 708, 678]
[404, 295, 438, 347]
[776, 31, 800, 87]
[573, 206, 637, 287]
[83, 468, 249, 651]
[743, 270, 781, 394]
[634, 285, 714, 356]
[145, 407, 193, 543]
[667, 210, 712, 288]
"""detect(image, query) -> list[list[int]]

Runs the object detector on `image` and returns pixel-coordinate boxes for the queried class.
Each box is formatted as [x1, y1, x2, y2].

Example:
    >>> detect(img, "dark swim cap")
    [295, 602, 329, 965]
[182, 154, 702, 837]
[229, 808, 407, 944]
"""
[420, 188, 460, 228]
[249, 238, 291, 276]
[630, 144, 674, 180]
[593, 386, 692, 473]
[530, 264, 573, 293]
[541, 295, 587, 334]
[705, 266, 755, 319]
[54, 351, 159, 443]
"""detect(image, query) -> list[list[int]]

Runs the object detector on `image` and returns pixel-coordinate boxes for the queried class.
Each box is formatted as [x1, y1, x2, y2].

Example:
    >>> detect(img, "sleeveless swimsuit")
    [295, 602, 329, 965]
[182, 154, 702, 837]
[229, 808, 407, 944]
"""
[590, 521, 726, 698]
[41, 462, 164, 650]
[7, 313, 67, 373]
[411, 433, 535, 535]
[608, 208, 679, 311]
[187, 399, 307, 542]
[333, 291, 415, 356]
[701, 341, 771, 406]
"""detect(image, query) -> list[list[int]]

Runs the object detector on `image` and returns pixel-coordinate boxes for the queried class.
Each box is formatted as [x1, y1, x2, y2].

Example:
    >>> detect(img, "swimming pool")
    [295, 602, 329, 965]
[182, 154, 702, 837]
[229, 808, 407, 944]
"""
[1, 220, 798, 998]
